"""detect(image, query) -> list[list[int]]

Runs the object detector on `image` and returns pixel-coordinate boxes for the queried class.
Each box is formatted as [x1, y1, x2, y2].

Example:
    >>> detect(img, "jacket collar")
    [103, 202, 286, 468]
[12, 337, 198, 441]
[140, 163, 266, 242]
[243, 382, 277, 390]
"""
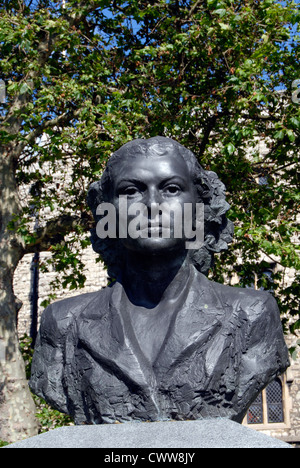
[76, 266, 225, 390]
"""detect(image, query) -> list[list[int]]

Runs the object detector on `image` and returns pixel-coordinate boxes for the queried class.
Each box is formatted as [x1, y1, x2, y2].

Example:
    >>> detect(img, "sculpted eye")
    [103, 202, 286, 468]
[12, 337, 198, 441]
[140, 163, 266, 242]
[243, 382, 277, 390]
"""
[164, 185, 181, 195]
[123, 187, 140, 196]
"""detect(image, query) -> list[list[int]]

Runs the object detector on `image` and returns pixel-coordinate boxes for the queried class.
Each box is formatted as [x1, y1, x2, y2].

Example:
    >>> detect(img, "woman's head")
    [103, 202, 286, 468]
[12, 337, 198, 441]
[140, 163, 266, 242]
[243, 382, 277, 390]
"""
[87, 136, 234, 278]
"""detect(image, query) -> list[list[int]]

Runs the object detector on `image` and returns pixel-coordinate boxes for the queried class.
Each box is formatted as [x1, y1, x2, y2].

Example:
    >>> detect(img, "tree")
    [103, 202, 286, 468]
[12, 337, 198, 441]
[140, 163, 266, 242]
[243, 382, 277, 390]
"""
[0, 0, 299, 442]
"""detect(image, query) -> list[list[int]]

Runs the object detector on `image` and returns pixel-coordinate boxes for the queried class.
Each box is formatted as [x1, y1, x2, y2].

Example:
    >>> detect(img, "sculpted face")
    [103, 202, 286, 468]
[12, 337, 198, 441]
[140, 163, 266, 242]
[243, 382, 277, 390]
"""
[112, 147, 197, 254]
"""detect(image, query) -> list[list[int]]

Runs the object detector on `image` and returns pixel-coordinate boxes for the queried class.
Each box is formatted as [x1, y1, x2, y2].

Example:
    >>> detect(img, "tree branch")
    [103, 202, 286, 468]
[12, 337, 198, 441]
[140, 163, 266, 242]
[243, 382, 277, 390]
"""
[24, 212, 93, 254]
[198, 114, 218, 157]
[241, 113, 277, 122]
[23, 108, 82, 147]
[187, 0, 205, 18]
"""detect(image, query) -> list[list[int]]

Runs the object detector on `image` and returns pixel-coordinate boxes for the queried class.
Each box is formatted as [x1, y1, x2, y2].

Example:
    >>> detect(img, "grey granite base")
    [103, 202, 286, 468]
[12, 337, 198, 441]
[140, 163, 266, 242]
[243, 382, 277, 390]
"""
[5, 419, 291, 449]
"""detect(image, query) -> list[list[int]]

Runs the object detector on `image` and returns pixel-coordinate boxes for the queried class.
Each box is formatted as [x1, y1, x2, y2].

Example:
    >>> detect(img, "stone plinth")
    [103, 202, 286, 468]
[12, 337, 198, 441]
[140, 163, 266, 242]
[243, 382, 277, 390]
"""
[5, 419, 291, 449]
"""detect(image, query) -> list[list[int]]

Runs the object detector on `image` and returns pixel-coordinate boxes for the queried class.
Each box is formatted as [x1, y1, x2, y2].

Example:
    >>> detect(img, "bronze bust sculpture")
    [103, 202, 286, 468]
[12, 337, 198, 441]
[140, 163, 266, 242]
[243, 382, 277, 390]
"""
[30, 136, 289, 424]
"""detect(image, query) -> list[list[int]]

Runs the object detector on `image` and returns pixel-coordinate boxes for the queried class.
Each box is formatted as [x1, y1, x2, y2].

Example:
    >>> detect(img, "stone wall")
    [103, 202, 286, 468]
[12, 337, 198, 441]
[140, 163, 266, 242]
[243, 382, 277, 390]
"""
[249, 341, 300, 446]
[14, 245, 108, 336]
[284, 351, 300, 445]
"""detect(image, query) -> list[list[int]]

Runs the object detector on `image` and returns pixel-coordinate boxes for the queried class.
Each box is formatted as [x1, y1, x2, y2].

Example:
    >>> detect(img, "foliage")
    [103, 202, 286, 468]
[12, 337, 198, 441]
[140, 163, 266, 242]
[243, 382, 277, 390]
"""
[0, 440, 9, 447]
[0, 0, 299, 340]
[33, 394, 74, 433]
[19, 335, 74, 432]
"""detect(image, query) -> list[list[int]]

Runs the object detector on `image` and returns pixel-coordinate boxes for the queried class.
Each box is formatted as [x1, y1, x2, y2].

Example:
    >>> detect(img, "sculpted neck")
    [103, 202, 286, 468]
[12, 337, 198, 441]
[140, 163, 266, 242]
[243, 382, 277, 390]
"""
[121, 249, 189, 309]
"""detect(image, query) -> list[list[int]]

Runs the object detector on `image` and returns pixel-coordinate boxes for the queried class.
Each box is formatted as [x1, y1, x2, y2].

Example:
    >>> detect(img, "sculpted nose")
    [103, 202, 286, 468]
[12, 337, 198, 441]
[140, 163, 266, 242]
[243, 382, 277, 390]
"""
[144, 187, 161, 210]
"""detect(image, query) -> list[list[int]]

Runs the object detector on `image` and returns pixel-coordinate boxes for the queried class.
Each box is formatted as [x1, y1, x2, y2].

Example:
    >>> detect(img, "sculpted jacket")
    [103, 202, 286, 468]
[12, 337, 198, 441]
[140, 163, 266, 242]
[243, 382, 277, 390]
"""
[29, 266, 290, 424]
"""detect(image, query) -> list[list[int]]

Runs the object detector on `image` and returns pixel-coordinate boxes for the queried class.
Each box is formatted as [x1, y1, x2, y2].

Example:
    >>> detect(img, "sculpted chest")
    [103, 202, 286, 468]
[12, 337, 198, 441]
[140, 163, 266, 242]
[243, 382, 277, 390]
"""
[63, 278, 248, 424]
[29, 270, 289, 426]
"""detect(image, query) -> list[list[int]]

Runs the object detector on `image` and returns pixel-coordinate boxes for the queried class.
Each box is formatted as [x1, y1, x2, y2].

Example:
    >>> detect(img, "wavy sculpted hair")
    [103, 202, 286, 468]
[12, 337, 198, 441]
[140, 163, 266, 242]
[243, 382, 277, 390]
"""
[87, 136, 234, 278]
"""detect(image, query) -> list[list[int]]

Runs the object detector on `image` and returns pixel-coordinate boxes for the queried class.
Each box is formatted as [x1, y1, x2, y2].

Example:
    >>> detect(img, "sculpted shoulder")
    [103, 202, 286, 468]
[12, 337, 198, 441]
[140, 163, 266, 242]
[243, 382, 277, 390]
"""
[207, 276, 289, 364]
[39, 286, 111, 345]
[208, 278, 279, 322]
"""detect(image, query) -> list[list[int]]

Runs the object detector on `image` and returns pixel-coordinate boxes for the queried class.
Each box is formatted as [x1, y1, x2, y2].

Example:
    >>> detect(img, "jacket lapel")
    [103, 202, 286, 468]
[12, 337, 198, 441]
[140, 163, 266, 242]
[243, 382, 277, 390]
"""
[77, 283, 157, 391]
[76, 268, 227, 391]
[154, 269, 225, 379]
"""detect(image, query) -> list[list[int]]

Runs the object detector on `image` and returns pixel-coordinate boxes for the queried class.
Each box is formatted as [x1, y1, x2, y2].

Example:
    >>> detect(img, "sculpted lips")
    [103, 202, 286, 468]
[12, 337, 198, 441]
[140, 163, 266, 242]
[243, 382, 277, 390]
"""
[139, 215, 173, 236]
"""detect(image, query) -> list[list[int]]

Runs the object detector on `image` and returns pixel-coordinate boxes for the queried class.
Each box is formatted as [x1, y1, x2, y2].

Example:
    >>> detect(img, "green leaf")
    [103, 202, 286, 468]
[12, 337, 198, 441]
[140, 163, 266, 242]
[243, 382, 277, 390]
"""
[219, 23, 230, 31]
[274, 130, 285, 140]
[286, 129, 296, 142]
[214, 9, 227, 17]
[290, 117, 299, 127]
[19, 82, 30, 94]
[226, 143, 236, 155]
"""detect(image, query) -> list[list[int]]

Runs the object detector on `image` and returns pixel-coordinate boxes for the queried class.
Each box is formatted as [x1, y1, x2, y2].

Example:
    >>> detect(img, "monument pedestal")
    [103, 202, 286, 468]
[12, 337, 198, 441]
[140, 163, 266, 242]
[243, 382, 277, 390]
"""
[5, 419, 291, 449]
